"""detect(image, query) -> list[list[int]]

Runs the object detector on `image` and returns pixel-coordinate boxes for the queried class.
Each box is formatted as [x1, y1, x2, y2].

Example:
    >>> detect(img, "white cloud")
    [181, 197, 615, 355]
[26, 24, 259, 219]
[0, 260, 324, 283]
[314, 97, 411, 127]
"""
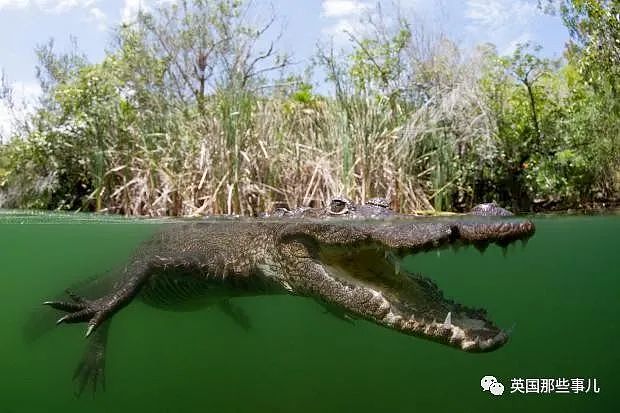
[465, 0, 539, 54]
[49, 0, 87, 14]
[120, 0, 177, 22]
[0, 0, 30, 9]
[87, 6, 107, 30]
[122, 0, 150, 23]
[0, 0, 107, 31]
[322, 0, 364, 18]
[0, 0, 96, 13]
[466, 0, 537, 31]
[320, 0, 371, 44]
[319, 0, 444, 46]
[88, 5, 103, 19]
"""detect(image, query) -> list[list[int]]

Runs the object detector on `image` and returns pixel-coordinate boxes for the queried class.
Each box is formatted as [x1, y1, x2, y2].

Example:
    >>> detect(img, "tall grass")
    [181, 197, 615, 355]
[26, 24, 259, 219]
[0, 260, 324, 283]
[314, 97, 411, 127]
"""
[43, 89, 455, 216]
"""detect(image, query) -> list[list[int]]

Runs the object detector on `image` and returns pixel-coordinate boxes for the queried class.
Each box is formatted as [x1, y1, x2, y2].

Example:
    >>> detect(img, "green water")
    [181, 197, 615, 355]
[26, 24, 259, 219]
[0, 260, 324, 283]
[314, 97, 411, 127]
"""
[0, 212, 618, 413]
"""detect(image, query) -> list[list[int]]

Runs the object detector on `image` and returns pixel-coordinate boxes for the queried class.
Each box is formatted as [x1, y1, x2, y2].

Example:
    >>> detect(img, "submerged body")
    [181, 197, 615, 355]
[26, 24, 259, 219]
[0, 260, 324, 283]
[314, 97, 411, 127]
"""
[41, 198, 535, 393]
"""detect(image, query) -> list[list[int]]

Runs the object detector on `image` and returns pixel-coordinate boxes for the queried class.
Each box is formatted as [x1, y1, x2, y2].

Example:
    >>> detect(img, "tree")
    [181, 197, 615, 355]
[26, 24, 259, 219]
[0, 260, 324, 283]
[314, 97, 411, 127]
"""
[506, 43, 556, 152]
[126, 0, 291, 114]
[557, 0, 619, 91]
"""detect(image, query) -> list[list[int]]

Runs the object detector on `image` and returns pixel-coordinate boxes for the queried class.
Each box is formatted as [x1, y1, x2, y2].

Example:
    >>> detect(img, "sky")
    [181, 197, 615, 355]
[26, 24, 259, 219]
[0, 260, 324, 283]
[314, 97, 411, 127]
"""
[0, 0, 569, 137]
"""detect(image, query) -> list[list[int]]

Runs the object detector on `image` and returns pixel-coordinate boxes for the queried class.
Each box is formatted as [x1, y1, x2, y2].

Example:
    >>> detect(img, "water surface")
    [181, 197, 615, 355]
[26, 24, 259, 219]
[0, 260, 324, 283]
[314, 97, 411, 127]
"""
[0, 212, 618, 412]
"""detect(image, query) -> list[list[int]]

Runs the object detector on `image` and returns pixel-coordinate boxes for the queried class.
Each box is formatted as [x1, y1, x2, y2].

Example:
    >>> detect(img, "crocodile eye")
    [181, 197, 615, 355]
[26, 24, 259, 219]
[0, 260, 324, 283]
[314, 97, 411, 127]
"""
[366, 197, 390, 209]
[329, 197, 350, 215]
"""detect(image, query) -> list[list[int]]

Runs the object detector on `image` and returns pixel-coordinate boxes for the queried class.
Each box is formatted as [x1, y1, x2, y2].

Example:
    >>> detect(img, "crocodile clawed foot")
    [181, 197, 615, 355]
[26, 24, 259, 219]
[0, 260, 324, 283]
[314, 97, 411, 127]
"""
[74, 354, 105, 397]
[73, 320, 110, 398]
[43, 290, 113, 337]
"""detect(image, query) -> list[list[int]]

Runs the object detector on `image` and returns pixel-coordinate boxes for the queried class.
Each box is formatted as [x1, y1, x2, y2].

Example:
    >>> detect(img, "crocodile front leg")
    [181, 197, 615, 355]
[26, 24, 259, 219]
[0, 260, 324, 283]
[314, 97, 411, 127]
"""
[44, 259, 154, 337]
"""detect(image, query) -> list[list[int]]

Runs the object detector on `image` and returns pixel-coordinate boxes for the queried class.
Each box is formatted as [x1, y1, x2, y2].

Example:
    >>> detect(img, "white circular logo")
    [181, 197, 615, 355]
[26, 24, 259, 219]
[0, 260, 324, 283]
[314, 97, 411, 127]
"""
[481, 375, 504, 396]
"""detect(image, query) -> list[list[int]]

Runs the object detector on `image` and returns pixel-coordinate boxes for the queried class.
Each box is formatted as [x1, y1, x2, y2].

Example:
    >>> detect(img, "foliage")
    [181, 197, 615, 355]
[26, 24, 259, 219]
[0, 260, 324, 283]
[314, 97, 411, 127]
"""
[556, 0, 620, 90]
[0, 0, 617, 215]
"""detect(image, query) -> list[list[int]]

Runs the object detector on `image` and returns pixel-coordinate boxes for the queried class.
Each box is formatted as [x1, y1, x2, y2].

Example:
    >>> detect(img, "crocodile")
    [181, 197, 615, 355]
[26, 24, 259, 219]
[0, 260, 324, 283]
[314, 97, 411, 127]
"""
[40, 197, 535, 394]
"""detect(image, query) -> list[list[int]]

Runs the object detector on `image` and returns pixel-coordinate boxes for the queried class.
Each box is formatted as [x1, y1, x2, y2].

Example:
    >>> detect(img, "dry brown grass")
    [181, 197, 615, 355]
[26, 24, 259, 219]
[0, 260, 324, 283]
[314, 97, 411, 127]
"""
[90, 92, 454, 216]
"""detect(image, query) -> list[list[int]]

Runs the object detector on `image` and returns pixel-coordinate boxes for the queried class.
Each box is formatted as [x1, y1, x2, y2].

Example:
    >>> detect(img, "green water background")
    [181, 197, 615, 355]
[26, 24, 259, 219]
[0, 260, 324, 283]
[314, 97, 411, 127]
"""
[0, 213, 618, 412]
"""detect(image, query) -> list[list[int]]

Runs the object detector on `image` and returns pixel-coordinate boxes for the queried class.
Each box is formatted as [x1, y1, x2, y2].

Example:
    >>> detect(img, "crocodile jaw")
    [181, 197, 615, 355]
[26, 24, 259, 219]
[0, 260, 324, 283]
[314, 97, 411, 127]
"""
[275, 214, 533, 352]
[316, 245, 508, 352]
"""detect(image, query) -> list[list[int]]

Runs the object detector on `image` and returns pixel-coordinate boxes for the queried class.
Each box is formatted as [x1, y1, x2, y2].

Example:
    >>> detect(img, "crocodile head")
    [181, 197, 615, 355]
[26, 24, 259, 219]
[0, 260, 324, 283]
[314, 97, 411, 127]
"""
[272, 198, 535, 352]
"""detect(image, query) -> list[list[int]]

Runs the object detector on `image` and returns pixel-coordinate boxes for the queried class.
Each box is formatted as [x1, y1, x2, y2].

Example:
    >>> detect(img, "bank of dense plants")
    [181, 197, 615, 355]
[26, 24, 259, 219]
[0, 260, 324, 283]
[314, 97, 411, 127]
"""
[0, 0, 618, 215]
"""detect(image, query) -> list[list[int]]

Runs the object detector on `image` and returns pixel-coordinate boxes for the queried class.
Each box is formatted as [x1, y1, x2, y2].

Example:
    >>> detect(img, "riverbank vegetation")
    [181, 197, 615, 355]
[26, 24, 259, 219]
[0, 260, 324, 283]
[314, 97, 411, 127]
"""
[0, 0, 618, 215]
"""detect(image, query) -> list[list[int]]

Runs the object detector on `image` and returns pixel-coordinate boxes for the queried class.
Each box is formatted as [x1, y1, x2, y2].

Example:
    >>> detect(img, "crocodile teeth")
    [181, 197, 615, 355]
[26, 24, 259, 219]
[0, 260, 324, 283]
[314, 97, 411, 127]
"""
[443, 312, 452, 328]
[282, 281, 294, 292]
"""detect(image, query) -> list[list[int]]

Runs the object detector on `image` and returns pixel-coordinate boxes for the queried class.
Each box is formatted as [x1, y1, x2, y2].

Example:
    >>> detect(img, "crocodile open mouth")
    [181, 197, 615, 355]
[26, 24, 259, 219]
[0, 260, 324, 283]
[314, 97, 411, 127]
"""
[306, 217, 534, 352]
